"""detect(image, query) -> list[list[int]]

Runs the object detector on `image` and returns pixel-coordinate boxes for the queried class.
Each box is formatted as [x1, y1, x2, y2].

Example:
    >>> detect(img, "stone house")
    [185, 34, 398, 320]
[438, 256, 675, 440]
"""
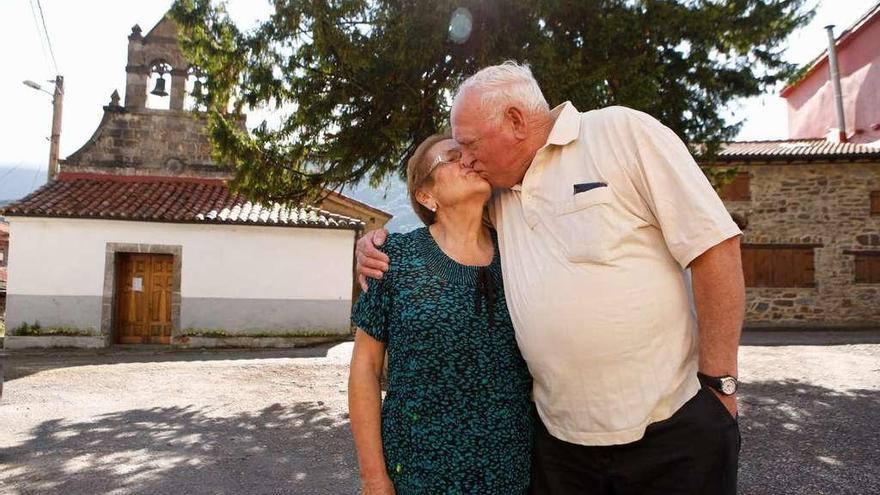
[1, 14, 390, 349]
[701, 2, 880, 328]
[707, 138, 880, 329]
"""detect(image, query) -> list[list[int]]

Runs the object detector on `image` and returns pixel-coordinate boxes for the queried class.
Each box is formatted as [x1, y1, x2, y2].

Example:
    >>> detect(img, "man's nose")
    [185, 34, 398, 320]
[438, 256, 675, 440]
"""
[460, 149, 477, 168]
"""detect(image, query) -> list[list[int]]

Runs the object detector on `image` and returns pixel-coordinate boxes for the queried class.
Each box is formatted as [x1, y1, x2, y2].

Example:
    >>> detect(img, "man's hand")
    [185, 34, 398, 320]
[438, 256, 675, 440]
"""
[712, 389, 738, 418]
[361, 475, 396, 495]
[356, 229, 390, 291]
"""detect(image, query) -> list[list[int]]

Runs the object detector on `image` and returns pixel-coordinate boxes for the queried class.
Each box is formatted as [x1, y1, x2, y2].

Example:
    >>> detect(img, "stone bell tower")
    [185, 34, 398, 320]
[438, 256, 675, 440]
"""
[124, 16, 190, 111]
[59, 12, 233, 179]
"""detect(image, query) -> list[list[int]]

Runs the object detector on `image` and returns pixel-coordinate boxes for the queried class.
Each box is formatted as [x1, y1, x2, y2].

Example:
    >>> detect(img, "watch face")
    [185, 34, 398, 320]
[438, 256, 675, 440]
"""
[720, 377, 738, 395]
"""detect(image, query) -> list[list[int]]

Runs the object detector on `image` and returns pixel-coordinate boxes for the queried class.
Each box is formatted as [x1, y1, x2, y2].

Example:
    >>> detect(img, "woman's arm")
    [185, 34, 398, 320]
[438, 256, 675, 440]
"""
[348, 328, 395, 494]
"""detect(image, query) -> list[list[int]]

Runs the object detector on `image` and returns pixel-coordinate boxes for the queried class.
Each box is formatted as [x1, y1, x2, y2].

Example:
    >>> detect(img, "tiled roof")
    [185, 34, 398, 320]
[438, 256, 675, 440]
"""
[0, 173, 365, 230]
[713, 139, 880, 163]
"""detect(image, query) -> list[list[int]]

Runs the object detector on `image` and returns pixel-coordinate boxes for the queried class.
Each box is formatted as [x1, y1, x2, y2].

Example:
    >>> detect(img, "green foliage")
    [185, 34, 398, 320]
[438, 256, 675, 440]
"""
[784, 61, 813, 89]
[705, 166, 742, 192]
[13, 322, 96, 337]
[171, 0, 814, 202]
[182, 328, 343, 338]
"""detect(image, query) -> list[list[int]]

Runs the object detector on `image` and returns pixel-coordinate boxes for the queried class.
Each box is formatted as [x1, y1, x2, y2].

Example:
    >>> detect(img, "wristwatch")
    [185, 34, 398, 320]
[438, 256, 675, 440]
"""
[697, 372, 738, 396]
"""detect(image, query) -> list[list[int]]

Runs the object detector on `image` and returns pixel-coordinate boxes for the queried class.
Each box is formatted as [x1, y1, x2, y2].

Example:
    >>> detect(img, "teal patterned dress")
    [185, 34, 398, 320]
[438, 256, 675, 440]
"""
[352, 227, 533, 494]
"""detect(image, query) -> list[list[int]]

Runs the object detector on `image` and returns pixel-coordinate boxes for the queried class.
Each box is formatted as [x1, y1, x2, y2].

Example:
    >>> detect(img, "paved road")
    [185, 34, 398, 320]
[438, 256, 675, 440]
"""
[0, 337, 878, 494]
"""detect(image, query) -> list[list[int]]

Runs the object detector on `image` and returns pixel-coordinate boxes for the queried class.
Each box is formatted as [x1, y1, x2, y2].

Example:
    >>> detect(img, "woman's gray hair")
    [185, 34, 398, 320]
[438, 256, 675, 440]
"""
[406, 133, 452, 226]
[453, 61, 550, 126]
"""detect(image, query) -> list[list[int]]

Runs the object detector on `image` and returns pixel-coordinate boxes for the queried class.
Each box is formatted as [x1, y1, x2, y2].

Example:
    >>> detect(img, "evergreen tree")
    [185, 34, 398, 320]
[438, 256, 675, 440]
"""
[171, 0, 813, 203]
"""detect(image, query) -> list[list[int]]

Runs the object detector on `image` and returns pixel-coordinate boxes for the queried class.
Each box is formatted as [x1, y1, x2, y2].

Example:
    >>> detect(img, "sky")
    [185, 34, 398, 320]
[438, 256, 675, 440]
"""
[0, 0, 877, 202]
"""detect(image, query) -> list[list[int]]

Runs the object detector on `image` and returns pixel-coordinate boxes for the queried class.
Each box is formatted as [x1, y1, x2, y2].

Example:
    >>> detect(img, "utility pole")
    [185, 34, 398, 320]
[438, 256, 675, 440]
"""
[23, 75, 64, 182]
[48, 75, 64, 181]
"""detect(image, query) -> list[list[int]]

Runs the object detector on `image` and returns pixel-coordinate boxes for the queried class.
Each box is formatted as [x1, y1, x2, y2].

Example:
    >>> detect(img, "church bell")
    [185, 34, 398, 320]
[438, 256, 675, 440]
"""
[191, 79, 203, 100]
[151, 76, 168, 97]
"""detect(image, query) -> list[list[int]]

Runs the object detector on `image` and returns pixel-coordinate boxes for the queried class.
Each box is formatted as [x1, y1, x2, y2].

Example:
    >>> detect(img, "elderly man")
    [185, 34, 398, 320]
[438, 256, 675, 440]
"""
[356, 61, 743, 494]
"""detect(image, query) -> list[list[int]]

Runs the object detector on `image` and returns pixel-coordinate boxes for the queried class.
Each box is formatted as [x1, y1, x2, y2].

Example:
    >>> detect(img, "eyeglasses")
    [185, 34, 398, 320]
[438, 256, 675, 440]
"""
[429, 148, 462, 173]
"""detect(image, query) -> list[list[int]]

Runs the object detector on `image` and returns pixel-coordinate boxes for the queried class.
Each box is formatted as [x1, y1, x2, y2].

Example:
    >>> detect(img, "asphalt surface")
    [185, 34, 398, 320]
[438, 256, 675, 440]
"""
[0, 334, 878, 495]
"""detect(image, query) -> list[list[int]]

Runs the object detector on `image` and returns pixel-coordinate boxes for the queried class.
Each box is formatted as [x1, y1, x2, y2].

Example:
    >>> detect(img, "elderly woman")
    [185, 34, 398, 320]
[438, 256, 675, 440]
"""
[348, 134, 533, 494]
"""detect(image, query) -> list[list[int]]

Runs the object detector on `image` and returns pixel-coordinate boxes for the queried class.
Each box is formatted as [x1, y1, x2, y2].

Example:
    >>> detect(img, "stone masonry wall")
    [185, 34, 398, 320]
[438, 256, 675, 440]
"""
[723, 161, 880, 327]
[61, 107, 232, 178]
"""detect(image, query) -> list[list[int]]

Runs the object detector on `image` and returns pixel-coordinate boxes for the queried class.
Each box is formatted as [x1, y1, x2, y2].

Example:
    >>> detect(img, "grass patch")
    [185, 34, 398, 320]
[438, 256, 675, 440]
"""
[12, 321, 97, 337]
[182, 328, 344, 339]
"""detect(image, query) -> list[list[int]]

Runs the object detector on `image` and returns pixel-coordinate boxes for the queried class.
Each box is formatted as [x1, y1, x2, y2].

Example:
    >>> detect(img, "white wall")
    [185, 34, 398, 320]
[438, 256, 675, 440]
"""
[7, 217, 355, 301]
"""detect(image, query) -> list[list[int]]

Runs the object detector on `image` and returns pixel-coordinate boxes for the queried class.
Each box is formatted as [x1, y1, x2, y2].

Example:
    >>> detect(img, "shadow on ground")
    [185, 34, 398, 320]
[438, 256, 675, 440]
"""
[0, 402, 357, 495]
[2, 344, 342, 383]
[2, 372, 877, 494]
[738, 380, 880, 495]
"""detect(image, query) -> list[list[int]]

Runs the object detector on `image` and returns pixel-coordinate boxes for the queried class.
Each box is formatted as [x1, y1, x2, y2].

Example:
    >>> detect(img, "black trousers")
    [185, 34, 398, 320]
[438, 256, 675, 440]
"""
[530, 388, 741, 495]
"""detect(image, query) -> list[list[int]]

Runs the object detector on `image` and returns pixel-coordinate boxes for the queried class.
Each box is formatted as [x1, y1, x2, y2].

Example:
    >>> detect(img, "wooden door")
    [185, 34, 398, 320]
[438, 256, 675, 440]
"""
[116, 253, 173, 344]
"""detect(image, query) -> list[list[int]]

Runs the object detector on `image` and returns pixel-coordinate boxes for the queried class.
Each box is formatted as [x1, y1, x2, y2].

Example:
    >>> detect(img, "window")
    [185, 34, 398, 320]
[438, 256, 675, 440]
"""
[848, 251, 880, 284]
[741, 245, 816, 288]
[719, 173, 751, 201]
[871, 191, 880, 215]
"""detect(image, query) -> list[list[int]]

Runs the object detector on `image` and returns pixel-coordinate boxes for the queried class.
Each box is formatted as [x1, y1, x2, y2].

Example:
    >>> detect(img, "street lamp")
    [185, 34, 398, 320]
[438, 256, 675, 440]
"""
[22, 76, 64, 182]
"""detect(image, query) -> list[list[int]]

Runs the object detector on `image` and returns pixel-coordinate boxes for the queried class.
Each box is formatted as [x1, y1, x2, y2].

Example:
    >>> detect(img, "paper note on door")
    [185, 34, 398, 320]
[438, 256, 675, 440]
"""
[132, 277, 143, 292]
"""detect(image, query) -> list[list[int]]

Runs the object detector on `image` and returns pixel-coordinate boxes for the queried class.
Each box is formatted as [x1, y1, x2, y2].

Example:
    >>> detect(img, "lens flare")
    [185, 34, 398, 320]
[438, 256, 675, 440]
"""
[448, 7, 473, 44]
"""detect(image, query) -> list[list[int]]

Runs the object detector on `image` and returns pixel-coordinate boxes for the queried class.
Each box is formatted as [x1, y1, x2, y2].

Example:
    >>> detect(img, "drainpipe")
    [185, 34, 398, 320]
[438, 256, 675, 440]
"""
[824, 25, 847, 143]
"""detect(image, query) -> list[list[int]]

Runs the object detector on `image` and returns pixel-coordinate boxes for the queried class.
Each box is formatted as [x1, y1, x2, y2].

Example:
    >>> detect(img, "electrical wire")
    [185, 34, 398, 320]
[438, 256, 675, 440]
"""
[0, 164, 22, 186]
[35, 0, 60, 73]
[28, 0, 52, 76]
[28, 165, 44, 194]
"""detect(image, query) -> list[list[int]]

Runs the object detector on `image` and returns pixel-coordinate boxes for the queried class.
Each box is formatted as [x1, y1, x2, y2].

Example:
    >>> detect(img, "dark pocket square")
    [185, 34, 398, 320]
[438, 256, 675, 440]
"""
[573, 182, 608, 194]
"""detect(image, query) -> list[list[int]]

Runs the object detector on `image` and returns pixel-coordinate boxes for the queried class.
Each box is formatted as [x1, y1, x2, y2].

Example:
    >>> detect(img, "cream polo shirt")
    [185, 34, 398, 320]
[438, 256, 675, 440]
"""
[490, 102, 741, 446]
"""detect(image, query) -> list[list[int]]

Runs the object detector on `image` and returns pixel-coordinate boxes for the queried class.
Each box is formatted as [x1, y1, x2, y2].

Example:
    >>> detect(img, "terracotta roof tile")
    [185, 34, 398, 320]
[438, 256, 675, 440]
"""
[713, 139, 880, 163]
[0, 173, 364, 230]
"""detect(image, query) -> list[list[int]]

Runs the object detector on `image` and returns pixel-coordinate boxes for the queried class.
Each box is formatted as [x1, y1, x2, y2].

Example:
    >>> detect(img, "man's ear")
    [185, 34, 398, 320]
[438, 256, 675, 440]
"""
[506, 106, 528, 140]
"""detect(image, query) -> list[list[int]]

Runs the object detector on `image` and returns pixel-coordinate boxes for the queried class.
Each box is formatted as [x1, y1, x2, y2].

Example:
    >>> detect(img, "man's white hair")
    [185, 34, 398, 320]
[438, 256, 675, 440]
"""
[453, 61, 550, 125]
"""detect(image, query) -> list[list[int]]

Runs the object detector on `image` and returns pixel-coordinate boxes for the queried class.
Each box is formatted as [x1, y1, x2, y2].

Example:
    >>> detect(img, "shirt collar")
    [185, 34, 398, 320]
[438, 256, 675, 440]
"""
[544, 101, 581, 147]
[511, 102, 579, 199]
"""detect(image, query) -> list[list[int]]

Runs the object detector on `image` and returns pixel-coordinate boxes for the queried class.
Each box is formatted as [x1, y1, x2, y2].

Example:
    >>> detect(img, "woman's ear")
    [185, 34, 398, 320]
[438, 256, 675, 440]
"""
[415, 188, 436, 212]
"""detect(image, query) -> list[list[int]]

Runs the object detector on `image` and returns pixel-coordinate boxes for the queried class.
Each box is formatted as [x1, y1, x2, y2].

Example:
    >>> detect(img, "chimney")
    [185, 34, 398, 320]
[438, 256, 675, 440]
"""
[824, 25, 847, 143]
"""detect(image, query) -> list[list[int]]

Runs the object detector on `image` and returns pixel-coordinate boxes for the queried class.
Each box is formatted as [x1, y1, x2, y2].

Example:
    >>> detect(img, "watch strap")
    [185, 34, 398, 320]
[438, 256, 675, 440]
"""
[697, 372, 737, 395]
[696, 372, 719, 390]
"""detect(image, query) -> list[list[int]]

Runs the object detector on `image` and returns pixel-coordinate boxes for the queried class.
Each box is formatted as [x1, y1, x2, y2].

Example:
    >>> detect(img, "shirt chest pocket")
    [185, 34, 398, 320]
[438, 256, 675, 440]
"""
[552, 186, 615, 264]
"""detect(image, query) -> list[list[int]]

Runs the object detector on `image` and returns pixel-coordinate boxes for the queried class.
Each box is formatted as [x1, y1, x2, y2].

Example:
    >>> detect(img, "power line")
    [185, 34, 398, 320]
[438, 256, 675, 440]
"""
[28, 0, 52, 75]
[35, 0, 59, 73]
[28, 165, 43, 194]
[0, 164, 23, 185]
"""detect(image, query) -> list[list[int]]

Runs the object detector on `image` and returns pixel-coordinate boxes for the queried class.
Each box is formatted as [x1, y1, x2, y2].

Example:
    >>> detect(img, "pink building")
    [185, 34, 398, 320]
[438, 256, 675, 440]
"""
[782, 2, 880, 144]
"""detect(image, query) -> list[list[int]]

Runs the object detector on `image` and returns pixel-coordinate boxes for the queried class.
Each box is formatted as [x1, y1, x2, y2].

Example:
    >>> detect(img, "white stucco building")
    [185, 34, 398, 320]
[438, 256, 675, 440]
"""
[2, 175, 366, 349]
[4, 211, 360, 347]
[1, 13, 385, 348]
